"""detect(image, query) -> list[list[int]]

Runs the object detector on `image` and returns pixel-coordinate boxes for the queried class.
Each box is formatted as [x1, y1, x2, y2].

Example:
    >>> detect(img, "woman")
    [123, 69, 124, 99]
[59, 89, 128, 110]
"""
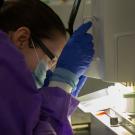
[0, 0, 94, 134]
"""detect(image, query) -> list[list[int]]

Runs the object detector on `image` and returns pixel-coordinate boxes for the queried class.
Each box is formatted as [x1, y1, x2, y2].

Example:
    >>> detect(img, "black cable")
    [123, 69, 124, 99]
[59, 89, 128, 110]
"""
[68, 0, 81, 36]
[0, 0, 4, 9]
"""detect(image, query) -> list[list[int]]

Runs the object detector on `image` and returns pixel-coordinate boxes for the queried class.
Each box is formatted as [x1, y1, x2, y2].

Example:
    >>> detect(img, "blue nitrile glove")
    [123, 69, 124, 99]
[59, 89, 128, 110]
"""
[71, 76, 87, 97]
[56, 22, 94, 78]
[43, 70, 53, 87]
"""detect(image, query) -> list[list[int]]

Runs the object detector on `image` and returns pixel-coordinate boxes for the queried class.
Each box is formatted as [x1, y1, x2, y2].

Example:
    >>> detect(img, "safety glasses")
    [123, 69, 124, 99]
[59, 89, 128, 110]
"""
[31, 35, 55, 60]
[31, 0, 82, 59]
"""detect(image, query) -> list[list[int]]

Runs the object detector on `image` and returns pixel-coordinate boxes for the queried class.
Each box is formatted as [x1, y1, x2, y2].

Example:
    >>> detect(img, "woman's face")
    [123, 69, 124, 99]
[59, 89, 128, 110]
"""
[9, 27, 67, 72]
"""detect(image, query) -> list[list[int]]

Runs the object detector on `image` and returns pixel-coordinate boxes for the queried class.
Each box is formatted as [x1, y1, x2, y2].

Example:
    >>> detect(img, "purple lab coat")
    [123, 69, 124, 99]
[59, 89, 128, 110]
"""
[0, 31, 79, 135]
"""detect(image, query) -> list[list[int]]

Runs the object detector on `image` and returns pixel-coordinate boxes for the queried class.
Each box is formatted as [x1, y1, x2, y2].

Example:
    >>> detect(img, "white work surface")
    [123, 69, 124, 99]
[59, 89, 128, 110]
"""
[90, 111, 132, 135]
[78, 86, 134, 135]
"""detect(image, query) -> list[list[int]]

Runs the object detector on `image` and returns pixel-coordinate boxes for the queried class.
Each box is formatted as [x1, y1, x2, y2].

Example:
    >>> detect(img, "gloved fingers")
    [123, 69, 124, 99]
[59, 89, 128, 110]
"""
[79, 33, 93, 40]
[68, 39, 94, 57]
[79, 41, 94, 53]
[85, 33, 93, 41]
[74, 21, 92, 36]
[73, 33, 93, 44]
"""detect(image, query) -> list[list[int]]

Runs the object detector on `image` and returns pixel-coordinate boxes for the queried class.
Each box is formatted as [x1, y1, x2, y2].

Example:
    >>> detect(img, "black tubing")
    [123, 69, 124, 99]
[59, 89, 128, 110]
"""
[68, 0, 81, 36]
[0, 0, 4, 9]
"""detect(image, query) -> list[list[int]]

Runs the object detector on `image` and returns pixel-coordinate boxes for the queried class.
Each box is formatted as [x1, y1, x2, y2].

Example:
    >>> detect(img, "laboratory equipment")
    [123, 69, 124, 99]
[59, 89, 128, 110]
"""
[90, 108, 135, 135]
[49, 0, 135, 83]
[86, 0, 135, 83]
[78, 84, 135, 135]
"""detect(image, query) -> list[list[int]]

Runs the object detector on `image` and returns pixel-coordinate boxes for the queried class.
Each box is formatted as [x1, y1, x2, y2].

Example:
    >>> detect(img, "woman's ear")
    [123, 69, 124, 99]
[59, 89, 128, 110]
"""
[10, 27, 31, 49]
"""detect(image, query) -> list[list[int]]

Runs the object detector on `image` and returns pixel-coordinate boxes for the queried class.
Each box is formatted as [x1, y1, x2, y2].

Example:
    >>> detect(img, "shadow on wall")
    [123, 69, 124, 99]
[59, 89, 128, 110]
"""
[79, 78, 114, 96]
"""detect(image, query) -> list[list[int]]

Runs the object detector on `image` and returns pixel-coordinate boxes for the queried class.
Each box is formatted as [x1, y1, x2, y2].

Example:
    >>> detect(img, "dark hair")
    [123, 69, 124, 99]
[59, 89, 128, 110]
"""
[0, 0, 66, 39]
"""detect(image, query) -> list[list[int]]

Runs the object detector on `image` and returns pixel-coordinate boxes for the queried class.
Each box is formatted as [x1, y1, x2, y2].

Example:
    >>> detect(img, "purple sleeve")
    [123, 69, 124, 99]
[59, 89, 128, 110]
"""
[0, 31, 42, 135]
[0, 31, 79, 135]
[34, 87, 79, 135]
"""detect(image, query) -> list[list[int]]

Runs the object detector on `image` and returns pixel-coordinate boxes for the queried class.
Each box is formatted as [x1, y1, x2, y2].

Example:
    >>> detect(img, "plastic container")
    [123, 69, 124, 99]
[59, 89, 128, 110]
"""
[123, 92, 135, 114]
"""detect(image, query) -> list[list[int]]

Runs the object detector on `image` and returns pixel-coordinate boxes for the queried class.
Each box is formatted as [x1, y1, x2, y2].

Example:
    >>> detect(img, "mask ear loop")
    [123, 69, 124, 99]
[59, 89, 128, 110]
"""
[31, 39, 40, 64]
[31, 38, 50, 72]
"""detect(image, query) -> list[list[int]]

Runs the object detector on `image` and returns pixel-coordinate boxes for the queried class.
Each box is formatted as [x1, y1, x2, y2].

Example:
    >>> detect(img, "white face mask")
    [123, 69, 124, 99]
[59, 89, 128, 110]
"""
[31, 39, 48, 88]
